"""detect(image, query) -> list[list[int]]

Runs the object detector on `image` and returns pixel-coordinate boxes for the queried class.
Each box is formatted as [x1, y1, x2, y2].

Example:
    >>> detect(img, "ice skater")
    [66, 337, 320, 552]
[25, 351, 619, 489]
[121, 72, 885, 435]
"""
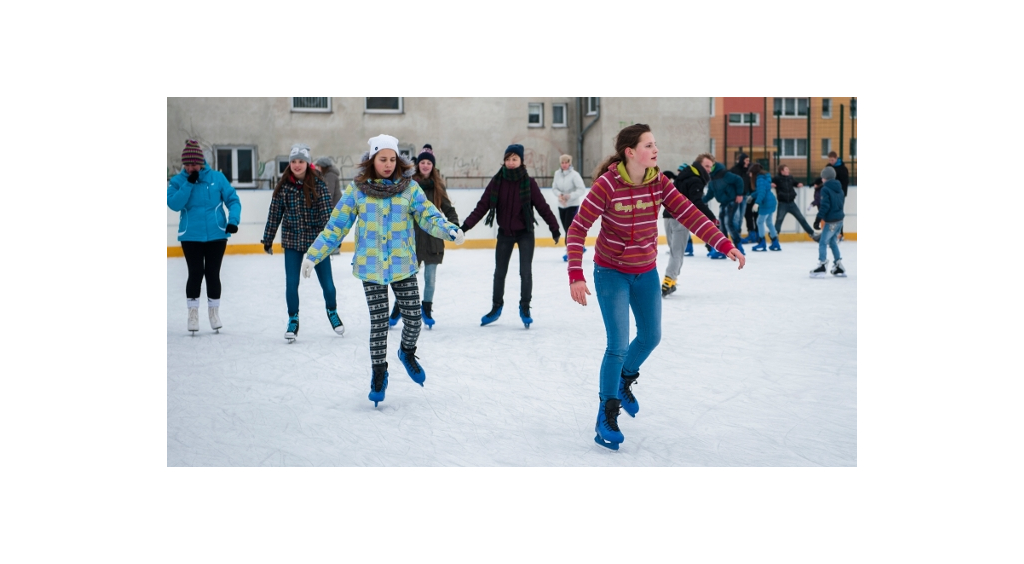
[810, 166, 847, 278]
[460, 143, 561, 328]
[566, 124, 744, 450]
[661, 153, 717, 296]
[746, 163, 780, 251]
[772, 164, 816, 240]
[261, 143, 343, 342]
[167, 139, 241, 335]
[551, 154, 588, 262]
[303, 134, 465, 407]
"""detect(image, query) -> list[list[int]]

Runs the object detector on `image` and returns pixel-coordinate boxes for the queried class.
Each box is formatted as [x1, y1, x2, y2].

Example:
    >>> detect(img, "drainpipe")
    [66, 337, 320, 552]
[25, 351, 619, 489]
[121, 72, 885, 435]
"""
[577, 97, 600, 179]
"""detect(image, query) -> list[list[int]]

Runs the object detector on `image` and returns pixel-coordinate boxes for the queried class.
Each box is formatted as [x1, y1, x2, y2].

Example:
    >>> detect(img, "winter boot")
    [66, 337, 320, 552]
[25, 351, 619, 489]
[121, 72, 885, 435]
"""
[187, 298, 200, 335]
[368, 363, 389, 407]
[422, 301, 435, 329]
[661, 276, 677, 298]
[810, 261, 828, 279]
[751, 237, 767, 252]
[768, 237, 781, 251]
[481, 303, 503, 326]
[327, 307, 345, 336]
[684, 237, 694, 256]
[831, 259, 847, 277]
[519, 302, 533, 329]
[388, 302, 401, 328]
[594, 398, 624, 450]
[285, 314, 299, 342]
[208, 298, 222, 332]
[398, 345, 425, 386]
[618, 372, 640, 417]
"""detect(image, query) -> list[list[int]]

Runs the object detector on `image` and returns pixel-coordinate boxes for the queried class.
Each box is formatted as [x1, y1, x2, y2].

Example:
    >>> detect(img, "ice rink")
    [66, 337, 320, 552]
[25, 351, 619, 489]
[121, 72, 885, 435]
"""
[167, 241, 856, 466]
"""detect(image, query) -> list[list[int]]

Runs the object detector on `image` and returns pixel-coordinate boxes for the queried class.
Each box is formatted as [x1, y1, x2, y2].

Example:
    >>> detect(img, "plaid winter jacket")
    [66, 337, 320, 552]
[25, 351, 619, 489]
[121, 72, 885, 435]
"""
[261, 176, 332, 252]
[306, 180, 459, 285]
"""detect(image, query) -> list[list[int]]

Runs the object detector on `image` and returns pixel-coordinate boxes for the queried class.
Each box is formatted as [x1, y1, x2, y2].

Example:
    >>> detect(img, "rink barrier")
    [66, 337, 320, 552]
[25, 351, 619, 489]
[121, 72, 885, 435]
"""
[166, 232, 855, 257]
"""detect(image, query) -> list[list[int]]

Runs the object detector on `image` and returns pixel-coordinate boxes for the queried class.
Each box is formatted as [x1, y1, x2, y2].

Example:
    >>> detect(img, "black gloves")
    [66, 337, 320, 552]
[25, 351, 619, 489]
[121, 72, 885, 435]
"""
[264, 243, 273, 255]
[187, 170, 199, 183]
[225, 224, 238, 234]
[813, 218, 822, 230]
[553, 232, 561, 245]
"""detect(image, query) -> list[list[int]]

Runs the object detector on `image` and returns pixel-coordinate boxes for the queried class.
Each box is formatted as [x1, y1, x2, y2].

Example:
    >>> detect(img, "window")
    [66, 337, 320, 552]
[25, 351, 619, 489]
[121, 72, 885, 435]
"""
[773, 97, 808, 117]
[821, 138, 832, 158]
[399, 144, 416, 160]
[710, 138, 716, 156]
[777, 138, 807, 158]
[822, 98, 832, 118]
[850, 138, 857, 158]
[851, 98, 857, 119]
[710, 97, 715, 117]
[365, 97, 403, 113]
[587, 97, 599, 116]
[215, 146, 257, 188]
[552, 103, 567, 127]
[728, 112, 759, 126]
[291, 97, 331, 112]
[528, 103, 543, 127]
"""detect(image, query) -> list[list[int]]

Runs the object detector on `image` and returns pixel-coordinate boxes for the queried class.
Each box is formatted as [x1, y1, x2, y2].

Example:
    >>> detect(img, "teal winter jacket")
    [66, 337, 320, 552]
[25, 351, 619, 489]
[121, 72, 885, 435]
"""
[167, 165, 241, 242]
[750, 173, 777, 215]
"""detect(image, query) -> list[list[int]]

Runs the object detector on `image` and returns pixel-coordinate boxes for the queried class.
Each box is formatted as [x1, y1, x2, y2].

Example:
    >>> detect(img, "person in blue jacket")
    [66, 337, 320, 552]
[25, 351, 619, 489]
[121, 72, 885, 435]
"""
[704, 162, 746, 255]
[746, 163, 779, 252]
[810, 166, 846, 278]
[167, 140, 242, 334]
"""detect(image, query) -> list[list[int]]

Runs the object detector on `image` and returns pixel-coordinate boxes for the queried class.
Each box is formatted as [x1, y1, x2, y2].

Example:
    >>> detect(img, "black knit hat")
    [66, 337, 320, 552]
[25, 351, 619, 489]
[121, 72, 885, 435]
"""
[504, 144, 524, 161]
[417, 151, 436, 166]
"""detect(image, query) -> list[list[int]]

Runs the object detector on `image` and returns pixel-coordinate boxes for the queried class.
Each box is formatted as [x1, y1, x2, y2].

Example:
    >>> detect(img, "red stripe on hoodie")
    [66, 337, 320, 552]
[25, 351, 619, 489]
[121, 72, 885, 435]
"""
[566, 165, 734, 284]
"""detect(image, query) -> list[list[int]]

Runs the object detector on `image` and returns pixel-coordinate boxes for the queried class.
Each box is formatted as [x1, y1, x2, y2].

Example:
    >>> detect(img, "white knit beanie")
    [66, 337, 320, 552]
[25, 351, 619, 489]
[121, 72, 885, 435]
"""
[367, 134, 399, 159]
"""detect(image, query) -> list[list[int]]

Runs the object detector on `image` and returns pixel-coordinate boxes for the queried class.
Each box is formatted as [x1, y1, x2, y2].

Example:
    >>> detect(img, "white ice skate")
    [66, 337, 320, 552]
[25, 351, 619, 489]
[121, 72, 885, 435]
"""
[209, 299, 222, 333]
[188, 307, 199, 335]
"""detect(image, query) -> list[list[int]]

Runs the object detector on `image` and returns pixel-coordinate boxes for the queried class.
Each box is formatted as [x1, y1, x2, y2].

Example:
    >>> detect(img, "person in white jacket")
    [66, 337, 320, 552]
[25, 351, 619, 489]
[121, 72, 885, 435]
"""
[551, 154, 588, 261]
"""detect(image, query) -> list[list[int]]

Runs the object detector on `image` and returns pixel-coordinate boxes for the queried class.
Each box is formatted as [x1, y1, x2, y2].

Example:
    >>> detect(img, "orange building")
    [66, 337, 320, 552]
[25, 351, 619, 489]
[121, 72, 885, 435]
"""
[710, 97, 857, 184]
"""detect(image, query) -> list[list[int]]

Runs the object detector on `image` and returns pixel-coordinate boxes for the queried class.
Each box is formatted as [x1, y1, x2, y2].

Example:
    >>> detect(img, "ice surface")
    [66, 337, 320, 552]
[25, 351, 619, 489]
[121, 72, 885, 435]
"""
[167, 241, 856, 466]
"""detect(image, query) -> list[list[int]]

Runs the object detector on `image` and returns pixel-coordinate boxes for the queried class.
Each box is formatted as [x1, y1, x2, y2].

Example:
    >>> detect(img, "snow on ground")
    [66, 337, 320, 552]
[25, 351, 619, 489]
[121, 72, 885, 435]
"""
[167, 241, 856, 466]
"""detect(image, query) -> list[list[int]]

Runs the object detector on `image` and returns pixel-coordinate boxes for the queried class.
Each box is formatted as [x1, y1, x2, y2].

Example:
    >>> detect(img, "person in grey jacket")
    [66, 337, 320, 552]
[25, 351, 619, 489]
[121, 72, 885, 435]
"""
[551, 154, 587, 261]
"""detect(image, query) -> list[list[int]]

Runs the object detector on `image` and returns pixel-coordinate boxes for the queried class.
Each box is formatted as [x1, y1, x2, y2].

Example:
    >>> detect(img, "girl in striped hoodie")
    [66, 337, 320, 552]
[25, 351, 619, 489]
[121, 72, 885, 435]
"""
[566, 124, 745, 450]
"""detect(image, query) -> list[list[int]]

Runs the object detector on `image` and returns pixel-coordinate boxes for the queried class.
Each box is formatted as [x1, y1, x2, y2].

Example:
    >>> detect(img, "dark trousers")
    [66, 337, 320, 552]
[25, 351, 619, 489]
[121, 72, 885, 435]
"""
[775, 201, 815, 235]
[493, 229, 535, 307]
[181, 239, 227, 299]
[558, 206, 579, 233]
[744, 196, 757, 232]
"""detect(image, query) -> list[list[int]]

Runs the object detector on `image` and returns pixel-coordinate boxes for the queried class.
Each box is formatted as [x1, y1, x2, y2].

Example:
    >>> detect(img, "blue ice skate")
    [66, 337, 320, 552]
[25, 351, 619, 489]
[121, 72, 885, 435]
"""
[768, 238, 781, 251]
[422, 302, 435, 329]
[388, 302, 401, 328]
[751, 237, 767, 252]
[684, 238, 694, 256]
[618, 372, 639, 417]
[708, 248, 727, 259]
[284, 314, 299, 342]
[519, 303, 532, 329]
[398, 346, 426, 386]
[594, 398, 624, 450]
[481, 304, 502, 326]
[368, 364, 389, 407]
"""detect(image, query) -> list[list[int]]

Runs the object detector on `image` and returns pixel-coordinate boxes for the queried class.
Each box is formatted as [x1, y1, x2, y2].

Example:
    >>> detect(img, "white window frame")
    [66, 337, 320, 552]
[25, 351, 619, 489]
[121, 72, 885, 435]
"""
[586, 97, 599, 116]
[214, 145, 258, 188]
[710, 138, 716, 156]
[291, 97, 331, 113]
[778, 138, 807, 159]
[774, 97, 809, 118]
[710, 97, 715, 117]
[821, 138, 832, 158]
[528, 103, 544, 128]
[728, 112, 760, 126]
[552, 103, 568, 128]
[821, 98, 832, 119]
[364, 97, 403, 114]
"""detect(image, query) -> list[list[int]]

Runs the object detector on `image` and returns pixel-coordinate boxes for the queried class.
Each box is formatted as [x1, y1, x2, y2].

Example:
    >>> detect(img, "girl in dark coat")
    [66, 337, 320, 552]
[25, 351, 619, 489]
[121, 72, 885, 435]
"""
[461, 144, 561, 328]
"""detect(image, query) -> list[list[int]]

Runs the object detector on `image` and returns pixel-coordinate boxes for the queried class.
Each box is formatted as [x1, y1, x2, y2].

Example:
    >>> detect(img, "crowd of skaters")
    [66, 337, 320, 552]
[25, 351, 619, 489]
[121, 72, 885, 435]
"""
[167, 123, 849, 449]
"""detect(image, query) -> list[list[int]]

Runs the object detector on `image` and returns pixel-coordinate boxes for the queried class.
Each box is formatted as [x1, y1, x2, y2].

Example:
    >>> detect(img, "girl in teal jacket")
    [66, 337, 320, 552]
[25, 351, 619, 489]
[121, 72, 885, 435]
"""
[747, 163, 779, 251]
[167, 140, 241, 334]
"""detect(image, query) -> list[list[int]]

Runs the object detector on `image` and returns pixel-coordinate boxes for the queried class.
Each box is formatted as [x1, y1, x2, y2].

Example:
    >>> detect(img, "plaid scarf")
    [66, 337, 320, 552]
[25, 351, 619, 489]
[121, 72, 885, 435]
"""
[484, 165, 535, 231]
[358, 177, 410, 199]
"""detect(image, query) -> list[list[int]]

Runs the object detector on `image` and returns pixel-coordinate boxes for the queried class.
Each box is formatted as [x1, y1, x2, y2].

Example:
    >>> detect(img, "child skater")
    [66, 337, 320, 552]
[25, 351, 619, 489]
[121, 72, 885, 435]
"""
[772, 164, 816, 240]
[167, 140, 241, 335]
[409, 147, 459, 328]
[303, 135, 465, 407]
[810, 166, 846, 278]
[460, 144, 561, 328]
[747, 163, 780, 251]
[565, 124, 745, 450]
[551, 154, 588, 262]
[261, 143, 343, 342]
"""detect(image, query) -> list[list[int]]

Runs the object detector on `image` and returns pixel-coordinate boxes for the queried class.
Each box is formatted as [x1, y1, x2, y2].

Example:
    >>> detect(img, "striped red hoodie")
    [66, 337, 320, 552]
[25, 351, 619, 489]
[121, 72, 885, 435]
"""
[566, 163, 735, 284]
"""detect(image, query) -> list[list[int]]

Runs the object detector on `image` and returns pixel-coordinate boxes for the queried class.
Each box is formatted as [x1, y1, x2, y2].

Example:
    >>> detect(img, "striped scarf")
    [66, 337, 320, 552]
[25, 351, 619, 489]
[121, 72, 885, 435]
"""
[359, 177, 410, 199]
[484, 165, 535, 231]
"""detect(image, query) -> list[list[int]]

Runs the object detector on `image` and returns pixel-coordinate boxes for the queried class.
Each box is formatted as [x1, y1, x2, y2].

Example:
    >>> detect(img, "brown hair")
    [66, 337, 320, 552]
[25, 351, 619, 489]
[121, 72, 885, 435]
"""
[413, 165, 450, 208]
[273, 162, 321, 207]
[828, 151, 838, 158]
[696, 152, 715, 164]
[592, 123, 652, 179]
[748, 163, 763, 178]
[354, 150, 414, 183]
[777, 164, 790, 175]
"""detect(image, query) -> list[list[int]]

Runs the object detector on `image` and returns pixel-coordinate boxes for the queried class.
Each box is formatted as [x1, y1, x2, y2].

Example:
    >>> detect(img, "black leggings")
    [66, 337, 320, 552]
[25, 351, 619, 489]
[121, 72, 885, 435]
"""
[364, 278, 421, 367]
[493, 229, 535, 307]
[558, 206, 579, 234]
[181, 240, 227, 299]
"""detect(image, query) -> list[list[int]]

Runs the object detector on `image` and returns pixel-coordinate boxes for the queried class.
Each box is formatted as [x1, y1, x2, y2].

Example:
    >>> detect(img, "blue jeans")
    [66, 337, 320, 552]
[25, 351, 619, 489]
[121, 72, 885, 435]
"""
[756, 212, 777, 240]
[285, 248, 337, 316]
[818, 220, 843, 263]
[594, 265, 662, 401]
[725, 201, 746, 246]
[421, 262, 438, 302]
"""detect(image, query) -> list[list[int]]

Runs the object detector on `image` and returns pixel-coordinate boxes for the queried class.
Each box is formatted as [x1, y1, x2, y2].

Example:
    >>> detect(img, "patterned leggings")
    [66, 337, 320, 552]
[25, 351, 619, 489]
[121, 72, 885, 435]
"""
[363, 277, 421, 366]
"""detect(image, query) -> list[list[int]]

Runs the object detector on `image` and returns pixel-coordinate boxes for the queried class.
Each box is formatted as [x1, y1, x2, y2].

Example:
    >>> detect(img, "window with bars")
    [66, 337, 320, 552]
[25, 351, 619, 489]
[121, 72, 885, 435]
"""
[365, 97, 403, 113]
[773, 98, 809, 117]
[215, 146, 257, 187]
[728, 112, 759, 126]
[528, 103, 543, 127]
[851, 98, 857, 119]
[774, 138, 807, 158]
[822, 98, 832, 118]
[822, 138, 832, 158]
[291, 97, 331, 112]
[552, 103, 567, 127]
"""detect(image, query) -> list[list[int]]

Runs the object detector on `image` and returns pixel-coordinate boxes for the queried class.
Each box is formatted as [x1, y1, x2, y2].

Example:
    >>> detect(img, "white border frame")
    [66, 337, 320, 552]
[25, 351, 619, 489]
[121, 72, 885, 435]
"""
[528, 102, 544, 128]
[291, 97, 331, 113]
[551, 103, 568, 128]
[213, 145, 259, 188]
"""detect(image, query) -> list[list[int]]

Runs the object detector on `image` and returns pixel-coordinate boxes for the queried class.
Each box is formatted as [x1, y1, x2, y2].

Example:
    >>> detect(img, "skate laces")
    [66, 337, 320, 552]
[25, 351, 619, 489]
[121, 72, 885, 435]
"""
[401, 348, 422, 372]
[328, 310, 341, 326]
[621, 376, 638, 403]
[287, 317, 299, 332]
[603, 400, 621, 432]
[372, 367, 386, 392]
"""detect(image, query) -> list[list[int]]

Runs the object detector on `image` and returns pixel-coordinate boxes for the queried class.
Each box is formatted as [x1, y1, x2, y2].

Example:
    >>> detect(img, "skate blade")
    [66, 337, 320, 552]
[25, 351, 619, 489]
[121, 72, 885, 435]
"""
[285, 336, 296, 343]
[334, 328, 345, 336]
[594, 435, 620, 450]
[810, 273, 826, 279]
[833, 273, 848, 277]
